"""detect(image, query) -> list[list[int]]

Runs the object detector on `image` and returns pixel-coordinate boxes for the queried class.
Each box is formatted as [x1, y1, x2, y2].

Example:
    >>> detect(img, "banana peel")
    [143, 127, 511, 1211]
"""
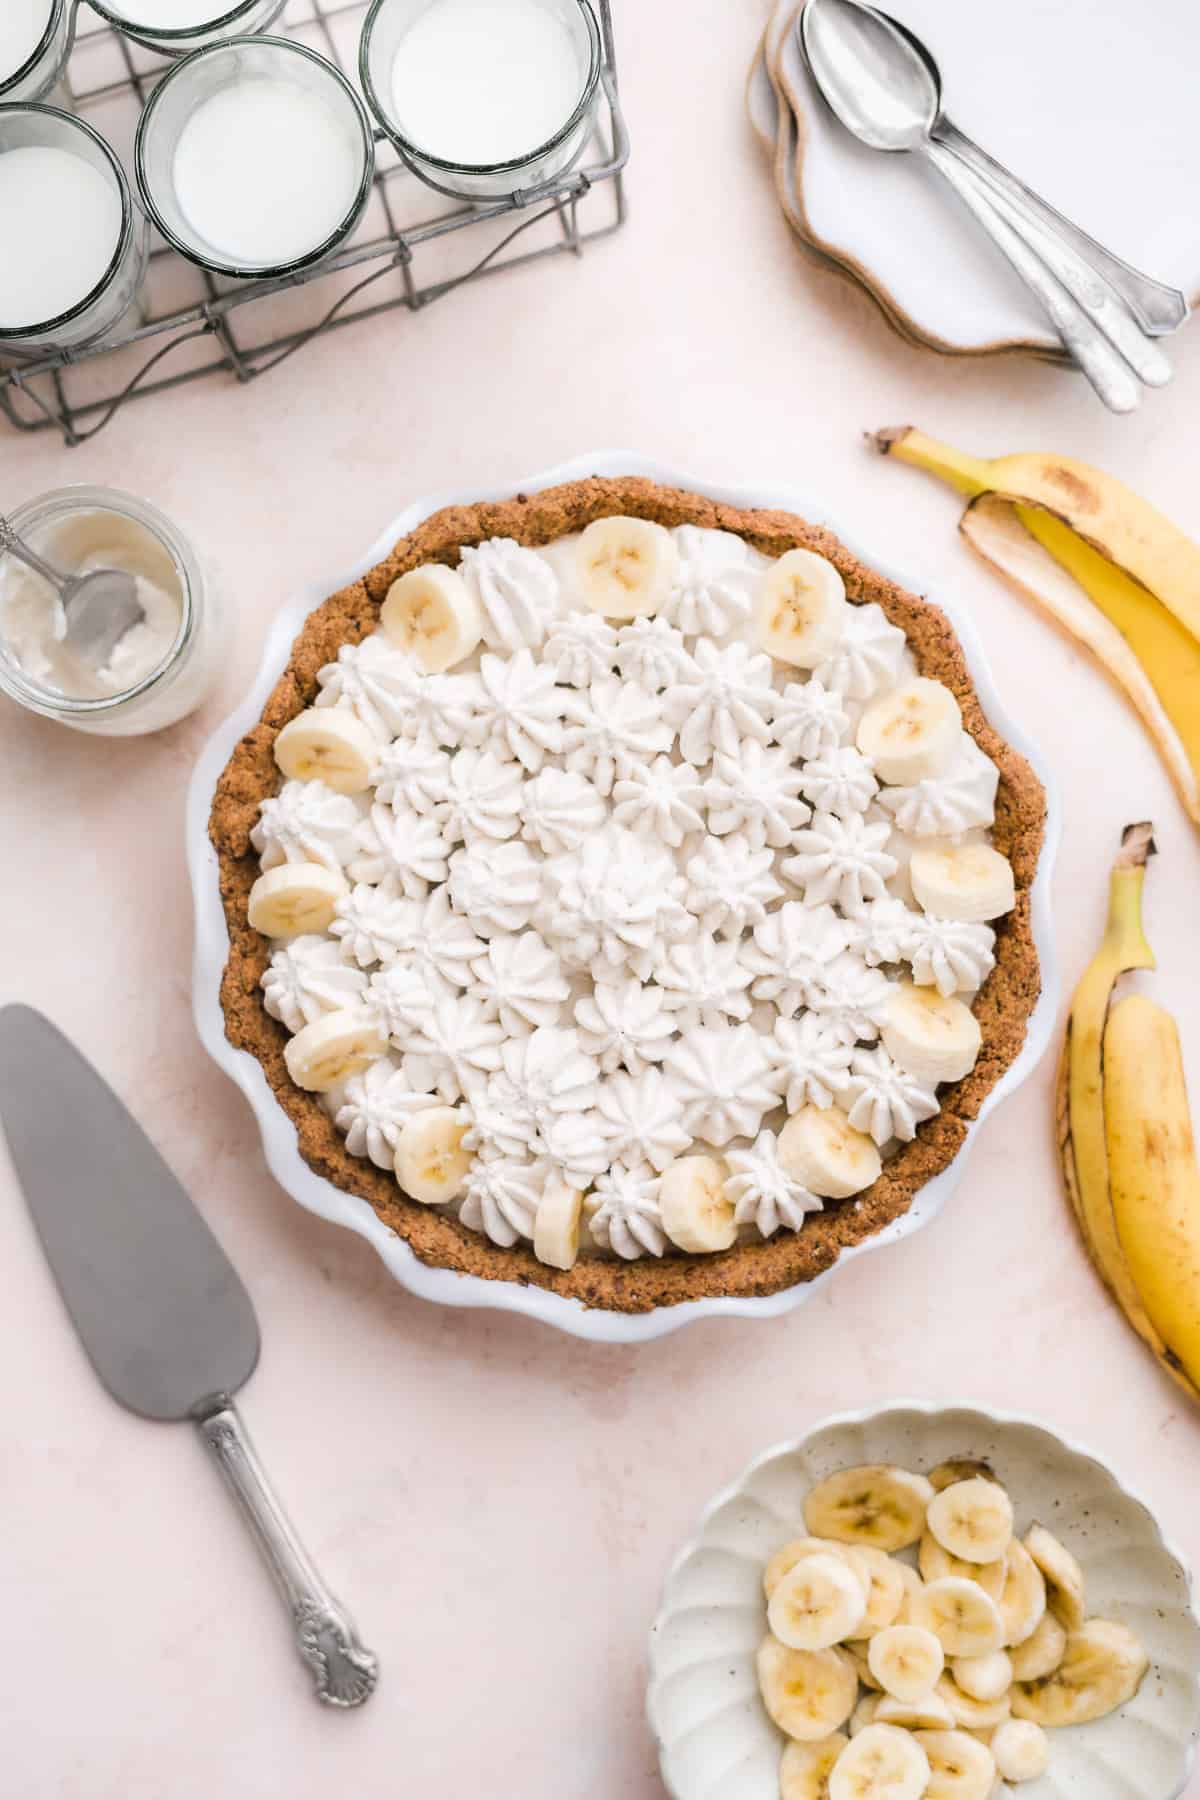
[873, 427, 1200, 642]
[959, 496, 1200, 824]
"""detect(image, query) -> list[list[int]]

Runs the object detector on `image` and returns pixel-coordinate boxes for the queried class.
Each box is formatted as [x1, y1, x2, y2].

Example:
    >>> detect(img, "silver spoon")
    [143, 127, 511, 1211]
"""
[0, 515, 145, 669]
[798, 0, 1181, 411]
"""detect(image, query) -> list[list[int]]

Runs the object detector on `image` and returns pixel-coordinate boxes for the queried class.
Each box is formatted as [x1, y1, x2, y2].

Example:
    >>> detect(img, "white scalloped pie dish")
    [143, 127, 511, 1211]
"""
[647, 1403, 1200, 1799]
[186, 453, 1061, 1343]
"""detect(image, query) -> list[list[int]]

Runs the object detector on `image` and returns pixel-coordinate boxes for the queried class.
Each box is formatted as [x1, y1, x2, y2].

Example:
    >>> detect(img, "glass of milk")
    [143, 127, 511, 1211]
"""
[0, 107, 149, 357]
[360, 0, 602, 200]
[135, 37, 375, 278]
[0, 0, 74, 103]
[87, 0, 287, 58]
[0, 487, 227, 736]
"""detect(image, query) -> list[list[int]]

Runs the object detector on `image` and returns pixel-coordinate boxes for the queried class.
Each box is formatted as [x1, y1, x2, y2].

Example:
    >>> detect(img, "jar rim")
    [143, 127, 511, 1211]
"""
[0, 0, 66, 99]
[0, 486, 199, 717]
[86, 0, 273, 40]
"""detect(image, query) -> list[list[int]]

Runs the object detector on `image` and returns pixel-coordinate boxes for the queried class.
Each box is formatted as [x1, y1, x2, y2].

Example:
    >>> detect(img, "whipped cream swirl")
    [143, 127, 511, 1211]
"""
[783, 809, 898, 910]
[520, 766, 606, 855]
[542, 610, 618, 686]
[585, 1163, 665, 1259]
[875, 735, 999, 837]
[573, 977, 676, 1075]
[334, 1057, 441, 1168]
[665, 638, 775, 764]
[704, 740, 811, 848]
[838, 1044, 939, 1145]
[662, 1024, 781, 1146]
[663, 526, 760, 637]
[460, 1155, 544, 1246]
[595, 1068, 691, 1173]
[768, 1013, 856, 1111]
[725, 1128, 823, 1237]
[252, 779, 361, 873]
[262, 936, 367, 1033]
[459, 538, 558, 651]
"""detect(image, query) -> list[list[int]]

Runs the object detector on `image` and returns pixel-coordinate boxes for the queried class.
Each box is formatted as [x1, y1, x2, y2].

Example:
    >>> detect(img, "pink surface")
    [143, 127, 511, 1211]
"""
[2, 0, 1200, 1793]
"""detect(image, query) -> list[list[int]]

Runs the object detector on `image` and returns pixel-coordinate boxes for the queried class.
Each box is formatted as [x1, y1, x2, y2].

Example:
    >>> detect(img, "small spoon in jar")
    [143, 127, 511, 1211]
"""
[0, 514, 145, 669]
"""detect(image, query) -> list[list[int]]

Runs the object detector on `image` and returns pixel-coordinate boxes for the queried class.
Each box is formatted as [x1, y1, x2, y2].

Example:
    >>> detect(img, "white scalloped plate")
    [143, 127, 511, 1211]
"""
[647, 1403, 1200, 1799]
[187, 452, 1061, 1344]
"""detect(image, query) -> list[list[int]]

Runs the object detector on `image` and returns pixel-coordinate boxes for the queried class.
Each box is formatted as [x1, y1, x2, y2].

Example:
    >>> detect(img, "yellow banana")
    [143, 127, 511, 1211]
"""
[1105, 993, 1200, 1392]
[872, 427, 1200, 641]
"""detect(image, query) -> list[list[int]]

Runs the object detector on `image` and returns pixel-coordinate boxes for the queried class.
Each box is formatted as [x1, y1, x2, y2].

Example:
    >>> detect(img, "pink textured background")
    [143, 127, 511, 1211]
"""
[2, 1, 1200, 1794]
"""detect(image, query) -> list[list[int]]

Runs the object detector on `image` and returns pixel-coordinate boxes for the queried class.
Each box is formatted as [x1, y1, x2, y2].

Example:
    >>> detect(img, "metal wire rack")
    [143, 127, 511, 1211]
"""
[0, 0, 628, 444]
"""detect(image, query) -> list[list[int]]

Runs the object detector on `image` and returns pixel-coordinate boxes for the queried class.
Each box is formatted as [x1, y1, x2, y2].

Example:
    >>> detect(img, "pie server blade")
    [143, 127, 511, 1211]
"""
[0, 1004, 378, 1708]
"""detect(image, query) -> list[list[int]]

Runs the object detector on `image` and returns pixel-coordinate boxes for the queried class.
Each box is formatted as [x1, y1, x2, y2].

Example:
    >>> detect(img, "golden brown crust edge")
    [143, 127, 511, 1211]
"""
[211, 475, 1046, 1313]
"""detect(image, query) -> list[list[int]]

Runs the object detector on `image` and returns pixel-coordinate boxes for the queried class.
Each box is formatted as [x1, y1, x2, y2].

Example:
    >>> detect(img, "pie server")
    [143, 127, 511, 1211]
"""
[0, 1003, 378, 1709]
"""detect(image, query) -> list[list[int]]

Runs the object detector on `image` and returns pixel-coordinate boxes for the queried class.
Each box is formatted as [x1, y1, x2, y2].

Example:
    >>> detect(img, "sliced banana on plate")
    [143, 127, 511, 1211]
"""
[247, 862, 347, 937]
[381, 562, 482, 671]
[1008, 1609, 1066, 1683]
[856, 678, 963, 785]
[916, 1578, 1006, 1658]
[997, 1540, 1046, 1647]
[990, 1718, 1050, 1782]
[658, 1152, 737, 1253]
[1011, 1618, 1148, 1727]
[533, 1176, 583, 1270]
[283, 1007, 384, 1092]
[867, 1624, 944, 1704]
[804, 1465, 933, 1554]
[757, 1639, 858, 1741]
[950, 1649, 1012, 1703]
[394, 1106, 472, 1205]
[828, 1721, 929, 1800]
[274, 705, 379, 792]
[844, 1643, 881, 1693]
[881, 982, 983, 1085]
[1023, 1524, 1086, 1631]
[780, 1734, 848, 1800]
[577, 515, 679, 619]
[912, 1728, 997, 1800]
[849, 1547, 906, 1637]
[769, 1553, 869, 1651]
[927, 1458, 997, 1494]
[935, 1673, 1012, 1731]
[874, 1692, 956, 1732]
[849, 1692, 880, 1735]
[778, 1105, 882, 1200]
[918, 1534, 1007, 1602]
[909, 843, 1016, 924]
[926, 1477, 1014, 1565]
[755, 548, 848, 669]
[893, 1563, 925, 1626]
[765, 1538, 869, 1604]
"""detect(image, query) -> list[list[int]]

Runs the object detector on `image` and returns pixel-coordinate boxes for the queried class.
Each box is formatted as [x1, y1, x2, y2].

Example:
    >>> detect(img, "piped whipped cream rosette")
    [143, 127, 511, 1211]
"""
[240, 512, 1021, 1276]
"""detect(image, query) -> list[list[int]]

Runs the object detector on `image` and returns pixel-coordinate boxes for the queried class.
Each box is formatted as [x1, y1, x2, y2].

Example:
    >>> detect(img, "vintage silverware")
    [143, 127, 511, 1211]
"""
[0, 514, 145, 668]
[0, 1004, 378, 1709]
[798, 0, 1187, 412]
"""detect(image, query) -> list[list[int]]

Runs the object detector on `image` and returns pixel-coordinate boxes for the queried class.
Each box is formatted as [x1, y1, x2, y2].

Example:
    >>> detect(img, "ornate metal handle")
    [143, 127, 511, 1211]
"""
[195, 1398, 379, 1709]
[923, 140, 1141, 414]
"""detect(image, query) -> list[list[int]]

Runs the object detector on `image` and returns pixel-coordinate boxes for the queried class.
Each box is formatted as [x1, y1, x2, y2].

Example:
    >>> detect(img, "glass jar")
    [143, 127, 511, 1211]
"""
[360, 0, 602, 202]
[0, 487, 226, 737]
[0, 0, 74, 102]
[135, 36, 375, 279]
[0, 106, 148, 357]
[86, 0, 287, 57]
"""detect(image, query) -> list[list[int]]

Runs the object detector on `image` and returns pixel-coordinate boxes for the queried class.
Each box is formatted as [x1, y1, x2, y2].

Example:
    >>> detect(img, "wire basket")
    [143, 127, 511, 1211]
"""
[0, 0, 628, 445]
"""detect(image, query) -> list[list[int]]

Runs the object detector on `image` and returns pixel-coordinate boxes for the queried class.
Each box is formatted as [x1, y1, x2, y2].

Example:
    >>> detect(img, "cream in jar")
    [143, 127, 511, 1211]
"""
[0, 1, 52, 86]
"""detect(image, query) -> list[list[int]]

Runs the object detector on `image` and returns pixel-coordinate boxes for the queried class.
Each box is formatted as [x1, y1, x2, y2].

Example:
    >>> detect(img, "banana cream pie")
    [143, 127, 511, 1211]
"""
[211, 477, 1044, 1312]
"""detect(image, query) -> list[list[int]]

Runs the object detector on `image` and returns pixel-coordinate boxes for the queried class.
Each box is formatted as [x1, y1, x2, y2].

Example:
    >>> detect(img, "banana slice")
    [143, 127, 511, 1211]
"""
[849, 1547, 906, 1637]
[875, 1693, 956, 1731]
[781, 1735, 849, 1800]
[804, 1466, 934, 1553]
[990, 1719, 1049, 1783]
[910, 844, 1016, 924]
[1010, 1619, 1148, 1728]
[894, 1564, 926, 1626]
[577, 515, 679, 619]
[765, 1539, 871, 1604]
[1023, 1525, 1086, 1631]
[926, 1478, 1014, 1566]
[927, 1459, 998, 1494]
[659, 1153, 737, 1253]
[916, 1578, 1005, 1658]
[274, 706, 378, 792]
[856, 678, 963, 785]
[951, 1651, 1012, 1703]
[247, 863, 347, 937]
[849, 1694, 880, 1736]
[533, 1176, 583, 1270]
[755, 549, 848, 669]
[381, 562, 482, 671]
[881, 982, 983, 1085]
[769, 1553, 869, 1650]
[913, 1729, 997, 1800]
[394, 1106, 472, 1205]
[757, 1638, 858, 1742]
[779, 1106, 882, 1200]
[1008, 1610, 1066, 1683]
[845, 1643, 881, 1693]
[828, 1722, 930, 1800]
[997, 1541, 1046, 1648]
[284, 1007, 384, 1092]
[918, 1535, 1007, 1603]
[867, 1624, 944, 1703]
[935, 1674, 1012, 1731]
